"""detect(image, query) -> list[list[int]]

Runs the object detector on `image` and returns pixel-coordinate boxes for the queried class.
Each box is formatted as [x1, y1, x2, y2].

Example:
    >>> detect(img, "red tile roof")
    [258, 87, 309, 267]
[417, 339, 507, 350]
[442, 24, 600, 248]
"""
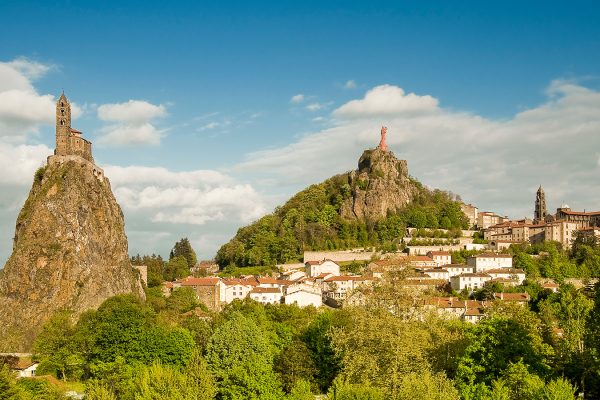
[179, 277, 220, 286]
[494, 292, 530, 301]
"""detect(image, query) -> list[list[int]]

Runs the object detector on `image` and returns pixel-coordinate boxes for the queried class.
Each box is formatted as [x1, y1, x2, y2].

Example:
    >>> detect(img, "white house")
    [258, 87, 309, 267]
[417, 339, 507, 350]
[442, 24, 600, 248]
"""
[421, 267, 449, 281]
[305, 259, 340, 278]
[409, 255, 437, 268]
[486, 268, 526, 285]
[0, 354, 38, 379]
[323, 275, 373, 300]
[256, 277, 288, 289]
[426, 251, 452, 266]
[284, 282, 322, 307]
[222, 278, 256, 303]
[442, 264, 475, 277]
[280, 270, 306, 281]
[249, 287, 283, 304]
[450, 273, 492, 291]
[466, 253, 513, 272]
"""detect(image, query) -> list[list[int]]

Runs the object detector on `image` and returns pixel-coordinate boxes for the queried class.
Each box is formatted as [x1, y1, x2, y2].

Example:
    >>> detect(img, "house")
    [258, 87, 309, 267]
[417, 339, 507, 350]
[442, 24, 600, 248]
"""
[450, 273, 492, 291]
[222, 278, 256, 303]
[409, 255, 437, 268]
[493, 292, 530, 305]
[423, 297, 486, 323]
[323, 275, 373, 300]
[249, 287, 283, 305]
[305, 259, 340, 278]
[0, 354, 38, 378]
[421, 267, 449, 281]
[464, 307, 485, 323]
[256, 277, 289, 289]
[367, 259, 407, 278]
[485, 268, 526, 285]
[403, 279, 448, 292]
[441, 264, 474, 277]
[284, 282, 322, 307]
[477, 212, 506, 229]
[279, 270, 306, 281]
[177, 276, 225, 311]
[426, 251, 452, 266]
[542, 281, 560, 293]
[161, 281, 174, 297]
[466, 253, 513, 272]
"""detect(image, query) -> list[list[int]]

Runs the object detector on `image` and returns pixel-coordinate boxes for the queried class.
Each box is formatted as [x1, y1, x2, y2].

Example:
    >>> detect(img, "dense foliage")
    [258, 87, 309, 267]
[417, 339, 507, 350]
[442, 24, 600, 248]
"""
[11, 268, 600, 399]
[131, 237, 199, 286]
[216, 174, 468, 268]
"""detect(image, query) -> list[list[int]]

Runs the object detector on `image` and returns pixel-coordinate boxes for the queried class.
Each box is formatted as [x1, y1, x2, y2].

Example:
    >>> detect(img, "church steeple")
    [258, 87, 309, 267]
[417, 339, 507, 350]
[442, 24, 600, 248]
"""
[534, 185, 547, 223]
[55, 92, 71, 156]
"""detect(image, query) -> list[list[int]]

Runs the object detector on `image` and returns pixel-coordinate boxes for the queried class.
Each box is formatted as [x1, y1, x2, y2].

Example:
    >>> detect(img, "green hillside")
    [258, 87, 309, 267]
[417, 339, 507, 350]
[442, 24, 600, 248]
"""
[216, 162, 468, 268]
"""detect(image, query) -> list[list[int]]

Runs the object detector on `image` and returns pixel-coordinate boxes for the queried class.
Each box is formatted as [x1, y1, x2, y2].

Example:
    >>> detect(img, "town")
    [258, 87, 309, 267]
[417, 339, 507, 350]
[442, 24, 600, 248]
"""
[157, 189, 599, 324]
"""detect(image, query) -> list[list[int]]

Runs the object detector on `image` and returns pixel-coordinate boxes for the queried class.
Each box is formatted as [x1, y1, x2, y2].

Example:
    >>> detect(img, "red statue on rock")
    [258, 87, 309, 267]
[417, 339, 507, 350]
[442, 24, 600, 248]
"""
[378, 126, 388, 151]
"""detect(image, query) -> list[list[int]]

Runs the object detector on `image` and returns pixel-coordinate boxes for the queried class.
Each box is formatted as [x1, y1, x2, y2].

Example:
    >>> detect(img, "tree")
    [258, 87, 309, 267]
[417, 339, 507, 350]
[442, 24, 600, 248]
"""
[0, 363, 23, 400]
[129, 361, 206, 400]
[206, 312, 283, 399]
[33, 311, 83, 382]
[164, 256, 190, 281]
[166, 287, 199, 314]
[302, 311, 342, 391]
[275, 341, 317, 393]
[395, 370, 460, 400]
[326, 378, 385, 400]
[456, 309, 552, 390]
[329, 308, 431, 398]
[542, 377, 577, 400]
[287, 380, 313, 400]
[170, 237, 198, 270]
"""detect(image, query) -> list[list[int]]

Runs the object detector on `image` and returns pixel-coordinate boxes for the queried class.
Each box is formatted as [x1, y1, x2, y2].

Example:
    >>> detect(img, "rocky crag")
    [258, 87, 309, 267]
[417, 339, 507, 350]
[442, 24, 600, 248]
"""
[339, 146, 415, 220]
[0, 93, 143, 351]
[216, 127, 467, 268]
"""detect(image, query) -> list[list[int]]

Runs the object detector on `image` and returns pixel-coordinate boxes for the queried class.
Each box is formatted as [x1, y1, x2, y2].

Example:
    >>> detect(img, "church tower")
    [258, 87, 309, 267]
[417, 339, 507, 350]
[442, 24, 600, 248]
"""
[534, 186, 547, 223]
[55, 92, 71, 156]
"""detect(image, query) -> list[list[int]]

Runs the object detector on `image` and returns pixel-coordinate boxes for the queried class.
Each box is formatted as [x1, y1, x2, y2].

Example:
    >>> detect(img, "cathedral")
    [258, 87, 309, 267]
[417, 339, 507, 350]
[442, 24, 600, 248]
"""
[534, 185, 600, 228]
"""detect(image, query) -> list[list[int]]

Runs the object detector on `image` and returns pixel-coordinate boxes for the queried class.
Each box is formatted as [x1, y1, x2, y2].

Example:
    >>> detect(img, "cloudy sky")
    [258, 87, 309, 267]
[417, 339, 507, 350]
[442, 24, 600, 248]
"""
[1, 1, 599, 265]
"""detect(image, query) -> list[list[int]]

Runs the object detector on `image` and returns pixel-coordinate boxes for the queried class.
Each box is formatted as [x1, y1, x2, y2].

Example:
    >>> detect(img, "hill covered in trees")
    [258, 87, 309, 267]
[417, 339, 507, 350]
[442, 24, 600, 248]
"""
[216, 147, 468, 267]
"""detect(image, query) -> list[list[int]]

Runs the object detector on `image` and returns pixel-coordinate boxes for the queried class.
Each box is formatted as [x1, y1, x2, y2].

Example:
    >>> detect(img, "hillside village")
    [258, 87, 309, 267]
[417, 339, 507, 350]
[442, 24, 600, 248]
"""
[160, 185, 599, 324]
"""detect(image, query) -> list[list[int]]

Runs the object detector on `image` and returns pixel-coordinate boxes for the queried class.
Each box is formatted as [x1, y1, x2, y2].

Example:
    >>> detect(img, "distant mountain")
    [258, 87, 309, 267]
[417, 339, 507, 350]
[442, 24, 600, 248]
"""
[216, 145, 468, 268]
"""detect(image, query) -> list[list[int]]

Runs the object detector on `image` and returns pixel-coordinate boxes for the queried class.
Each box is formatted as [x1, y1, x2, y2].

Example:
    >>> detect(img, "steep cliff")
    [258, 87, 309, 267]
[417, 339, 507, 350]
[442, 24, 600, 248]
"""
[0, 157, 143, 351]
[340, 147, 416, 220]
[216, 146, 468, 268]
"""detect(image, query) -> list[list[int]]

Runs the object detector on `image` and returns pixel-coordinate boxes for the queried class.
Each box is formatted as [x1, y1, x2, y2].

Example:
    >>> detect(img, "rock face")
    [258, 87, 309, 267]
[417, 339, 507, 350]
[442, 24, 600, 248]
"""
[0, 157, 143, 351]
[340, 147, 416, 220]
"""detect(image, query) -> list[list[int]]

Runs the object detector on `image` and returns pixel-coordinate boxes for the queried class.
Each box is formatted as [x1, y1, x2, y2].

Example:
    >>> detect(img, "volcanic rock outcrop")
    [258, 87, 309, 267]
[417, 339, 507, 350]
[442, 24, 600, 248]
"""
[339, 145, 415, 220]
[0, 93, 143, 351]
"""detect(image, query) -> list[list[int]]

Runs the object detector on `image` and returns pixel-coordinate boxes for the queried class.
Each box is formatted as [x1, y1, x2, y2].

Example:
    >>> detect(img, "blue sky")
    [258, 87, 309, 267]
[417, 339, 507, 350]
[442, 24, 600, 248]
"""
[1, 1, 600, 263]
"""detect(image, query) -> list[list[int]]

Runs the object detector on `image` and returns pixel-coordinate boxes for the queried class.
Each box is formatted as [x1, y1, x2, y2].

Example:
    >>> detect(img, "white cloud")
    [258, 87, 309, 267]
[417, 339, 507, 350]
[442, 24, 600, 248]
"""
[0, 58, 61, 138]
[97, 100, 166, 124]
[306, 102, 323, 111]
[96, 123, 166, 146]
[104, 165, 266, 225]
[7, 58, 53, 80]
[237, 81, 600, 219]
[334, 84, 439, 118]
[290, 94, 305, 103]
[96, 100, 167, 146]
[0, 141, 50, 185]
[343, 80, 357, 89]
